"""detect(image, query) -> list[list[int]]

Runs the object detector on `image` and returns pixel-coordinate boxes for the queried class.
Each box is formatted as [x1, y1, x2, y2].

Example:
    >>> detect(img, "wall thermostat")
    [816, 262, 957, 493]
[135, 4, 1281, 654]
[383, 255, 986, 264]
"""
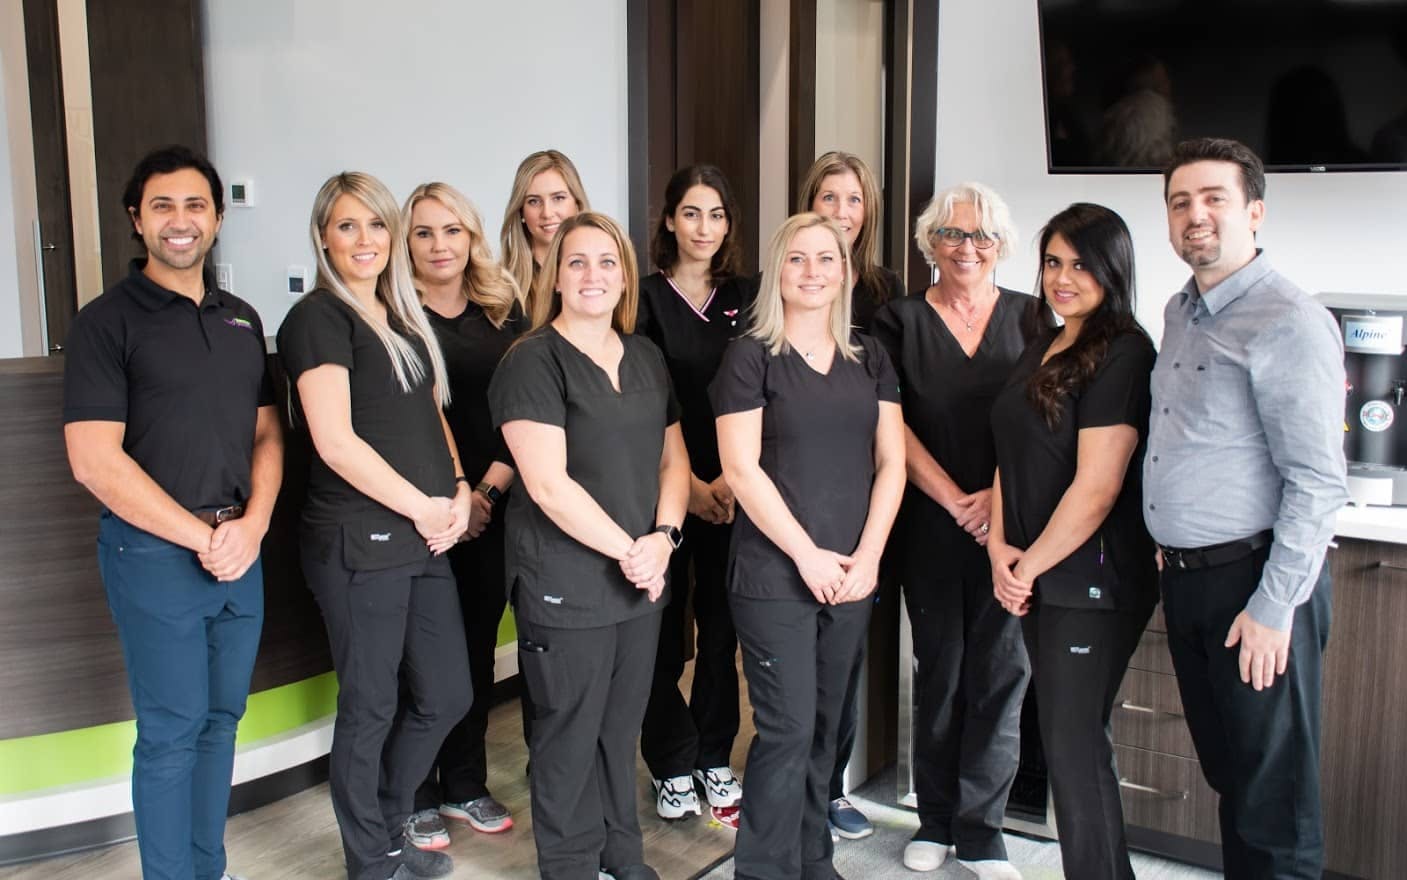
[230, 180, 256, 207]
[288, 265, 309, 296]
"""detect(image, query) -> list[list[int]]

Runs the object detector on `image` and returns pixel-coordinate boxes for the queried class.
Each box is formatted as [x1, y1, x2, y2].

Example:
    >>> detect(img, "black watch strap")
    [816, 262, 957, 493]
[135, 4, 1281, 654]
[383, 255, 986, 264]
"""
[653, 524, 683, 550]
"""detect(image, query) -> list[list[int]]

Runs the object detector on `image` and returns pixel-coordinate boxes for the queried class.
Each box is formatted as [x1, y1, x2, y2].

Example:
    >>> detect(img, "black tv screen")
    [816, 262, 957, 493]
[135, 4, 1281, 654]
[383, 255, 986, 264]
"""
[1038, 0, 1407, 173]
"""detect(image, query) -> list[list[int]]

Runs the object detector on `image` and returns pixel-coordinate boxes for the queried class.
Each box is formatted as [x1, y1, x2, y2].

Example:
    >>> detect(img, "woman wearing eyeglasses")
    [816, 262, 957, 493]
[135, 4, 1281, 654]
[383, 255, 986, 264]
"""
[870, 183, 1031, 879]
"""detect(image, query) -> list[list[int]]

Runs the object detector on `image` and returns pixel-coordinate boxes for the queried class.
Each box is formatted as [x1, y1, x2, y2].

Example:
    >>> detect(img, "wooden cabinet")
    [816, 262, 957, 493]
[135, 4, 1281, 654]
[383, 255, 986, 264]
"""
[1116, 538, 1407, 879]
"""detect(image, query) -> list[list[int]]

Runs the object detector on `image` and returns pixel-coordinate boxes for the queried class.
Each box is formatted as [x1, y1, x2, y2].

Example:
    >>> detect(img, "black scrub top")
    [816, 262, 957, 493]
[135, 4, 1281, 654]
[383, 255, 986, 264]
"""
[852, 267, 906, 334]
[425, 298, 525, 482]
[636, 272, 754, 480]
[991, 329, 1158, 611]
[709, 334, 901, 603]
[488, 327, 681, 628]
[870, 288, 1031, 584]
[278, 290, 456, 568]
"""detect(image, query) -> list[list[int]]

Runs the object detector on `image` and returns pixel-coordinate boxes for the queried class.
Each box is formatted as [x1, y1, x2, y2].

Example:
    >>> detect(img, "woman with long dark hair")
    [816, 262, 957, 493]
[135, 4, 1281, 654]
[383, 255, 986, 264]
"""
[635, 164, 752, 822]
[489, 212, 689, 880]
[988, 203, 1158, 879]
[399, 182, 525, 848]
[277, 172, 472, 880]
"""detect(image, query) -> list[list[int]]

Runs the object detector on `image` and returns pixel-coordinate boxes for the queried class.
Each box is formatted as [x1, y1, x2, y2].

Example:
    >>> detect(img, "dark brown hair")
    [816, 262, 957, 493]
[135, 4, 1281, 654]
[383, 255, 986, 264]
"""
[1023, 203, 1149, 429]
[1162, 137, 1266, 204]
[651, 164, 742, 284]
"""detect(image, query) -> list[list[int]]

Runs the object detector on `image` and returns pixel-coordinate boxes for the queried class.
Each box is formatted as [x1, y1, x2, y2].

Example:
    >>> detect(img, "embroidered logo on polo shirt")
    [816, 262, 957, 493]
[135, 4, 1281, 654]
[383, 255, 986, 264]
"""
[1069, 645, 1091, 655]
[369, 532, 391, 542]
[224, 316, 256, 333]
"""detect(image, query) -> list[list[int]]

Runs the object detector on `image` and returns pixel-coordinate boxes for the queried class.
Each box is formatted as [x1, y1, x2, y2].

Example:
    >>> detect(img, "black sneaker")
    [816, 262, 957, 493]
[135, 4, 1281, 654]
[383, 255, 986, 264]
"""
[388, 838, 453, 879]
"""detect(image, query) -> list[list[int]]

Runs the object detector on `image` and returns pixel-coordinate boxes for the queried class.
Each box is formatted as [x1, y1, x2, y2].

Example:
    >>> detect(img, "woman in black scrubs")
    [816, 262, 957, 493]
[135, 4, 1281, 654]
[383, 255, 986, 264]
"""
[400, 182, 524, 848]
[637, 164, 751, 822]
[870, 182, 1029, 879]
[488, 212, 689, 880]
[798, 151, 905, 333]
[498, 149, 590, 313]
[989, 203, 1157, 880]
[713, 212, 906, 880]
[797, 151, 905, 839]
[278, 172, 471, 880]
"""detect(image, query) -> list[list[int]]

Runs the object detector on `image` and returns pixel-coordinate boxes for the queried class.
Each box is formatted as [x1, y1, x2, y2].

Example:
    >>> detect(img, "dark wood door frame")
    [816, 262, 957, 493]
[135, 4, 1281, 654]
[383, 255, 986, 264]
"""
[787, 0, 816, 212]
[883, 0, 938, 290]
[22, 0, 78, 353]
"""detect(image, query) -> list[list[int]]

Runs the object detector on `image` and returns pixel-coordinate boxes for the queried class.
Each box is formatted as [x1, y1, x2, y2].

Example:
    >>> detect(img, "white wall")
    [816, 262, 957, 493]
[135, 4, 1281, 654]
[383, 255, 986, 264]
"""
[200, 0, 630, 332]
[935, 0, 1407, 345]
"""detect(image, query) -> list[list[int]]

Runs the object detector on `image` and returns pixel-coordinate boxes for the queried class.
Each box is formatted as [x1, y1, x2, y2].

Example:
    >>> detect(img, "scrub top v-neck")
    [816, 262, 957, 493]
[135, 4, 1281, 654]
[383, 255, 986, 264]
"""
[709, 334, 900, 602]
[870, 287, 1031, 578]
[637, 272, 754, 480]
[487, 326, 680, 628]
[990, 328, 1157, 610]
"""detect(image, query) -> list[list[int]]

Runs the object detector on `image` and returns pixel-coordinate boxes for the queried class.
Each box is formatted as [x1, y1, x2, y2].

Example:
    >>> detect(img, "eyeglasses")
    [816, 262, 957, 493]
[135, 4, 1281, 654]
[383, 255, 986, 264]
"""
[933, 227, 998, 249]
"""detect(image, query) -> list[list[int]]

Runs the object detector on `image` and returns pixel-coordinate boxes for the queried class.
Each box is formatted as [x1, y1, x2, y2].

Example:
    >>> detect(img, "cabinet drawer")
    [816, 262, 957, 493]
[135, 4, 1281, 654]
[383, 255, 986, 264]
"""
[1115, 744, 1220, 845]
[1128, 628, 1176, 675]
[1112, 669, 1197, 759]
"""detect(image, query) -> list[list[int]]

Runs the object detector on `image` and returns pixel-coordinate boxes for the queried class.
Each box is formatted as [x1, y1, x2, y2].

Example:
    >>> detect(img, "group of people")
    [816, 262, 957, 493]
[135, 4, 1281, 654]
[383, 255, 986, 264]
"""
[62, 134, 1345, 880]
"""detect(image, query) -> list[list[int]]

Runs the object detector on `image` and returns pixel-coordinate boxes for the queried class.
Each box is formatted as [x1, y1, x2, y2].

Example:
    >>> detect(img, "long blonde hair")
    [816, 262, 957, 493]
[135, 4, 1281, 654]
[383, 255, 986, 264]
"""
[797, 151, 885, 298]
[748, 213, 860, 362]
[529, 212, 639, 335]
[499, 150, 590, 309]
[404, 182, 521, 328]
[309, 172, 450, 406]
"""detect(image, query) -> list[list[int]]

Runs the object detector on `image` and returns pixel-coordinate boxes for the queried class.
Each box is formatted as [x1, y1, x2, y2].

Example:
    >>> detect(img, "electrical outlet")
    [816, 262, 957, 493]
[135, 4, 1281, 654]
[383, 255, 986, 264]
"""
[215, 263, 233, 291]
[288, 265, 309, 297]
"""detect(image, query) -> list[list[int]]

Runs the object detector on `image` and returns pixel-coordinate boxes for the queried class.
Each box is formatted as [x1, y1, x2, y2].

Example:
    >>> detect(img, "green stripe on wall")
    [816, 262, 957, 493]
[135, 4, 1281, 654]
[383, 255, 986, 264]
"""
[0, 611, 517, 797]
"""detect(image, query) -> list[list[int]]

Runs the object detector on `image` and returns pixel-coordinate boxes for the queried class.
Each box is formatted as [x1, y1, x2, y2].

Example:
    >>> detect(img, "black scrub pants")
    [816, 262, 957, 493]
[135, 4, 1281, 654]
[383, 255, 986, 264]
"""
[302, 534, 473, 880]
[904, 552, 1029, 860]
[518, 610, 663, 880]
[413, 520, 510, 810]
[1020, 598, 1154, 880]
[730, 594, 872, 880]
[1161, 545, 1331, 880]
[640, 515, 740, 780]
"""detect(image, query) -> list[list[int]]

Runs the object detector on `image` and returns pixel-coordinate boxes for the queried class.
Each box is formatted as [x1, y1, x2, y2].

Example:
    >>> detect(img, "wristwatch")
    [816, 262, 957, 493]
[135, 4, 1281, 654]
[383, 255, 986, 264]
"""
[474, 481, 503, 506]
[653, 524, 683, 550]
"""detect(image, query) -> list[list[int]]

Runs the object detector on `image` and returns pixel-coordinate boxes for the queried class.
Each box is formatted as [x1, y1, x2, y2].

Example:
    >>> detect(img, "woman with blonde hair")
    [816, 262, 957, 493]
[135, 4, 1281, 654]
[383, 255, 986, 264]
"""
[277, 171, 472, 880]
[871, 182, 1030, 878]
[712, 212, 906, 879]
[499, 149, 590, 310]
[489, 212, 689, 880]
[398, 182, 525, 849]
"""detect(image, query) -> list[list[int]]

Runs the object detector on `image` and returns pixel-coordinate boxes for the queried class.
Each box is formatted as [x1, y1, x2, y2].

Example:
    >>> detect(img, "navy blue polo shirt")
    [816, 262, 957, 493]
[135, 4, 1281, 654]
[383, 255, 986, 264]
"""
[62, 259, 275, 510]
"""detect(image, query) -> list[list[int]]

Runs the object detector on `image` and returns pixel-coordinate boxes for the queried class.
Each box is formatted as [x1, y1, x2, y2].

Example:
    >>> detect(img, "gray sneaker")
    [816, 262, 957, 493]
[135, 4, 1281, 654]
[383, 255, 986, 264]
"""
[440, 795, 513, 833]
[389, 839, 453, 879]
[403, 808, 450, 850]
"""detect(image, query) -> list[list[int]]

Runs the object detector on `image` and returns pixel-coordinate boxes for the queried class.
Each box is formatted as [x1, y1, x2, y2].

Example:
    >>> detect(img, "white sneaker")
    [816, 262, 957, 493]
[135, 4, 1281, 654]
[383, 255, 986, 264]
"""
[652, 775, 702, 819]
[903, 841, 950, 872]
[693, 766, 743, 808]
[958, 859, 1022, 880]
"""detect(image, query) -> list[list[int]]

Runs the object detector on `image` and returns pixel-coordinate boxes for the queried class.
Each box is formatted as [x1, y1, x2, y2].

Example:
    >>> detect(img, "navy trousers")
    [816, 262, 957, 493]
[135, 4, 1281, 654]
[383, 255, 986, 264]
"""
[98, 511, 263, 880]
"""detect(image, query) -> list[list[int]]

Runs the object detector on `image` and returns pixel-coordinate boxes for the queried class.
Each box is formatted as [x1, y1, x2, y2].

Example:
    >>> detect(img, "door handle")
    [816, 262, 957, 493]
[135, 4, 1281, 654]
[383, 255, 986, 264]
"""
[41, 243, 57, 251]
[1119, 778, 1188, 800]
[1119, 700, 1184, 719]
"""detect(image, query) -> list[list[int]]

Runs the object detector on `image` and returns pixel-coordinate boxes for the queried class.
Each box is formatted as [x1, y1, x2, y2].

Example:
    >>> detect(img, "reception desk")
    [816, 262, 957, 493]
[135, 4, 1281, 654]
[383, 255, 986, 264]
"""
[0, 353, 516, 863]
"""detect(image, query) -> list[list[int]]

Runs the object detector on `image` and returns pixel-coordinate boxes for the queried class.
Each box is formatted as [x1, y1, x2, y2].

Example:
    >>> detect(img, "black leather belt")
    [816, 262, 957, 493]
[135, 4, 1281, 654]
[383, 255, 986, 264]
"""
[193, 505, 245, 527]
[1158, 530, 1272, 571]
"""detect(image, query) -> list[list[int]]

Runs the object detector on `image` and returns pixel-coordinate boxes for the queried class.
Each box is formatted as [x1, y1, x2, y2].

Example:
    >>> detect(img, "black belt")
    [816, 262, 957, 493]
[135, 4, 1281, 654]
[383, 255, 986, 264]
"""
[1158, 530, 1272, 571]
[193, 505, 245, 527]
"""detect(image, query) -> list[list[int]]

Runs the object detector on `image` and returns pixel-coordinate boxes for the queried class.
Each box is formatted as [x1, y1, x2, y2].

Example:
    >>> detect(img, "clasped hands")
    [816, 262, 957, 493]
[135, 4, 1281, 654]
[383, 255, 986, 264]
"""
[797, 545, 881, 605]
[413, 491, 473, 555]
[621, 532, 673, 602]
[989, 539, 1033, 616]
[197, 516, 266, 583]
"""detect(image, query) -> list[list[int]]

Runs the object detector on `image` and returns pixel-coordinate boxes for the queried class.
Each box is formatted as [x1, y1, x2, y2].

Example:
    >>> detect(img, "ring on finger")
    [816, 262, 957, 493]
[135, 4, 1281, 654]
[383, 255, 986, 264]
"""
[979, 521, 990, 534]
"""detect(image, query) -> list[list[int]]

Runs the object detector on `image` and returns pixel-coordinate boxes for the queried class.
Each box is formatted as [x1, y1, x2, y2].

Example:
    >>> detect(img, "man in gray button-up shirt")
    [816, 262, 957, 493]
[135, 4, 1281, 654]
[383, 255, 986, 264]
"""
[1145, 138, 1346, 879]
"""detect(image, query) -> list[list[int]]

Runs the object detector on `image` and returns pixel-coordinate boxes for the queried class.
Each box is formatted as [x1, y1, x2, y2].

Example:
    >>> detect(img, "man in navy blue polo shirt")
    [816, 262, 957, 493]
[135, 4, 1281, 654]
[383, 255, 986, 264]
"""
[63, 146, 283, 880]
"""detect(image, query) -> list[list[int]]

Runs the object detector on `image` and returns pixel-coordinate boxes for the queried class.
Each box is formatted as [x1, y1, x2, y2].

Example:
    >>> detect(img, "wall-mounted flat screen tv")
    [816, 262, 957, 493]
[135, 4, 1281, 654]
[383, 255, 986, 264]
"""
[1038, 0, 1407, 172]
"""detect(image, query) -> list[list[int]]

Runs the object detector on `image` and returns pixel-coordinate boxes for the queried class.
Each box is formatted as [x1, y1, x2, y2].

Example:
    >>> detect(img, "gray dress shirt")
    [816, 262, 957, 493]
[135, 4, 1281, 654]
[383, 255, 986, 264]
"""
[1144, 252, 1348, 631]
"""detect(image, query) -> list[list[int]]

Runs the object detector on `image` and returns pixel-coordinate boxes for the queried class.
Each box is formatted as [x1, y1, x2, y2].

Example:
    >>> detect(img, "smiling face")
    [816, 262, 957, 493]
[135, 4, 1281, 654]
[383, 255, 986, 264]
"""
[809, 170, 865, 247]
[129, 167, 222, 273]
[522, 168, 580, 252]
[408, 197, 470, 287]
[556, 225, 623, 321]
[1166, 159, 1264, 286]
[666, 184, 728, 265]
[1041, 232, 1106, 330]
[779, 224, 846, 315]
[933, 201, 998, 285]
[322, 193, 390, 290]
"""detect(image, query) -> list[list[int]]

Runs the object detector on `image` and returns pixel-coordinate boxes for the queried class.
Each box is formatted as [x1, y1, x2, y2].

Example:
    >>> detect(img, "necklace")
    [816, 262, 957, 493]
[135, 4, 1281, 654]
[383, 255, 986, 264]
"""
[935, 286, 997, 332]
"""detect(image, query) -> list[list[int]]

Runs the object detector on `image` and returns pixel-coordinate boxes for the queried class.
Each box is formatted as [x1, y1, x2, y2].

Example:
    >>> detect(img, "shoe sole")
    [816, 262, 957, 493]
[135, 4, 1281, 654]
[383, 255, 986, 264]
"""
[833, 825, 874, 840]
[406, 835, 451, 851]
[465, 815, 514, 834]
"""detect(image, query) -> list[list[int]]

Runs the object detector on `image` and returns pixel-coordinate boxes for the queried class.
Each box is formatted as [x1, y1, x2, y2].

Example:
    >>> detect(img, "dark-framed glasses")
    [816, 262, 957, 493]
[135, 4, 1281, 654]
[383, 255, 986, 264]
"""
[933, 227, 998, 249]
